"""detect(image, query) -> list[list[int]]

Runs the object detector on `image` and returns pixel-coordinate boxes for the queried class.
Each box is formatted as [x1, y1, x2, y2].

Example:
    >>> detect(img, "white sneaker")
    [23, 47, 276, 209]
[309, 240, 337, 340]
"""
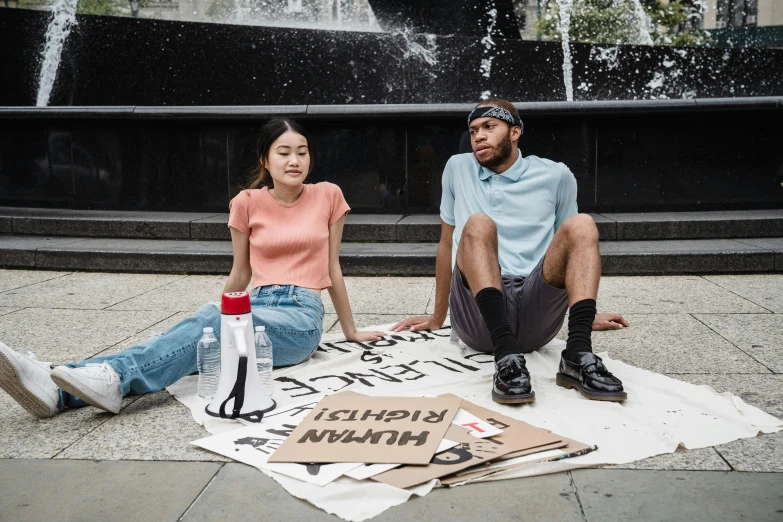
[0, 342, 59, 418]
[51, 362, 122, 414]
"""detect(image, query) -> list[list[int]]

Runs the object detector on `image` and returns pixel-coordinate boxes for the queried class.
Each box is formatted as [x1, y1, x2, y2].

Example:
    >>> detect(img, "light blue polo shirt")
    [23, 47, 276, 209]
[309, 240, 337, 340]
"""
[440, 150, 578, 277]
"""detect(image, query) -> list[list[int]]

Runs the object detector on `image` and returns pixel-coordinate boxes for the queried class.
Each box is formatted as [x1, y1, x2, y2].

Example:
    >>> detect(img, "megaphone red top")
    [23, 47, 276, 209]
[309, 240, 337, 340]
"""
[221, 292, 251, 315]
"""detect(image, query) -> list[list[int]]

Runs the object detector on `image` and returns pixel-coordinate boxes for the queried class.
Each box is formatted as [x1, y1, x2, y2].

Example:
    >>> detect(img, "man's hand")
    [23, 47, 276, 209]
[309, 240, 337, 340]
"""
[593, 312, 630, 331]
[390, 315, 443, 332]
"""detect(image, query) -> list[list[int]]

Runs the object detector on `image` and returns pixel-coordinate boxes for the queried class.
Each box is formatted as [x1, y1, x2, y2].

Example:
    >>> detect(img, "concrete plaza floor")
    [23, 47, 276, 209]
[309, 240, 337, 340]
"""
[0, 269, 782, 520]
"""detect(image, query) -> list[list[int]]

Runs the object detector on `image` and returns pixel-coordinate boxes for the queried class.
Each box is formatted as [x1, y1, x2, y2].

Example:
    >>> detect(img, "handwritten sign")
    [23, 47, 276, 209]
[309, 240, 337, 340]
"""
[191, 399, 362, 486]
[268, 392, 462, 465]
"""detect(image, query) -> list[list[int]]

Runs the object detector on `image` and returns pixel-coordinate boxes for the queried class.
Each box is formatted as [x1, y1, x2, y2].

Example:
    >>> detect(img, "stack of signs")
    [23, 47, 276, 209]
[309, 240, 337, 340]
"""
[191, 391, 596, 489]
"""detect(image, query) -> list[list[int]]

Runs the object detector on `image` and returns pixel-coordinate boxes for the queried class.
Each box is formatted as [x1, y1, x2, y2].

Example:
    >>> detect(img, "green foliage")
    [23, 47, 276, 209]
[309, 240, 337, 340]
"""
[76, 0, 117, 16]
[534, 0, 710, 47]
[205, 0, 235, 20]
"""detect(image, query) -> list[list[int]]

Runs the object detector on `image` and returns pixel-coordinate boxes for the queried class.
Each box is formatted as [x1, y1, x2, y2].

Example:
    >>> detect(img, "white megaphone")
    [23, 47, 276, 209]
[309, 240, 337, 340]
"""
[205, 292, 276, 422]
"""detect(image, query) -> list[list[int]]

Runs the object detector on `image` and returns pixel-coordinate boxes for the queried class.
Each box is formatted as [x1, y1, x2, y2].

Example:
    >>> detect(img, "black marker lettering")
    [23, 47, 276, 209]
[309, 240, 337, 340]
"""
[314, 408, 328, 421]
[383, 410, 410, 422]
[276, 376, 320, 397]
[361, 409, 387, 421]
[399, 431, 429, 446]
[423, 409, 448, 423]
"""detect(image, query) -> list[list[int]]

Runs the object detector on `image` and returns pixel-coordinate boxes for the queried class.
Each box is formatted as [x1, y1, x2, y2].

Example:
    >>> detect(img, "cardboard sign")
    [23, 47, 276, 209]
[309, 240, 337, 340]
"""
[440, 437, 597, 486]
[191, 399, 361, 486]
[452, 409, 504, 438]
[268, 393, 463, 465]
[371, 425, 508, 489]
[344, 437, 458, 481]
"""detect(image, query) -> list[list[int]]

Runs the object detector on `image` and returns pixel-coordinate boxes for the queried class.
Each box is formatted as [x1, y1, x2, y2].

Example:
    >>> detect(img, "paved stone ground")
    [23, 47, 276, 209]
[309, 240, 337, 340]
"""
[1, 269, 782, 520]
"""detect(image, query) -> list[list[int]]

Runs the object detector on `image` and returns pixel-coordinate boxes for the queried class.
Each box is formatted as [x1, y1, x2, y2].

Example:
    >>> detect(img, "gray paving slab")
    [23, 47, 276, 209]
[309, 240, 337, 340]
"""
[0, 235, 82, 267]
[0, 307, 174, 364]
[97, 311, 193, 353]
[601, 209, 783, 240]
[597, 275, 769, 314]
[693, 314, 783, 373]
[344, 214, 401, 242]
[35, 237, 234, 273]
[328, 314, 412, 332]
[183, 464, 583, 522]
[0, 393, 139, 459]
[703, 274, 783, 313]
[323, 313, 338, 331]
[0, 459, 221, 522]
[604, 447, 730, 471]
[55, 390, 230, 462]
[0, 306, 20, 316]
[715, 431, 783, 472]
[667, 373, 783, 420]
[0, 268, 71, 292]
[321, 277, 434, 314]
[107, 274, 229, 312]
[0, 271, 183, 310]
[572, 469, 783, 521]
[591, 314, 771, 374]
[600, 239, 775, 274]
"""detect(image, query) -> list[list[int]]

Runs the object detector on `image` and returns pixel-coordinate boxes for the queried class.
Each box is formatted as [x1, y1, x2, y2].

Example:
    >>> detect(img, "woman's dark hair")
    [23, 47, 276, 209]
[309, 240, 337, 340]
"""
[246, 118, 312, 189]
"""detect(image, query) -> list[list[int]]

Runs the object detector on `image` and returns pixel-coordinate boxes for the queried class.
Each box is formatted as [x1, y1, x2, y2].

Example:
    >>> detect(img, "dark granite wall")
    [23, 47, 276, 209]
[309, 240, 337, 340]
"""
[2, 8, 782, 107]
[2, 110, 781, 214]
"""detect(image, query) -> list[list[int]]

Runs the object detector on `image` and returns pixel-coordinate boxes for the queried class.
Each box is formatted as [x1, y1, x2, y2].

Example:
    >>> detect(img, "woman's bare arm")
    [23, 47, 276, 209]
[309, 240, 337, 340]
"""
[223, 227, 252, 293]
[327, 216, 385, 342]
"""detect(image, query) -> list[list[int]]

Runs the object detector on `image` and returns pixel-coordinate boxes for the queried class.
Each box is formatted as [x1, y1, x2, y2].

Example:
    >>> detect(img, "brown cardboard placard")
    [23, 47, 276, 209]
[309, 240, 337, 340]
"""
[371, 424, 506, 489]
[440, 437, 597, 486]
[441, 394, 565, 455]
[268, 393, 462, 465]
[372, 407, 563, 489]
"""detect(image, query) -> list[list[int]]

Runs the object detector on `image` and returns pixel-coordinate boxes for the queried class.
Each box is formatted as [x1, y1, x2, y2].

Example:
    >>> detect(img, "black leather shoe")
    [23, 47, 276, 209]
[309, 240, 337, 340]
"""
[492, 353, 535, 404]
[556, 350, 627, 402]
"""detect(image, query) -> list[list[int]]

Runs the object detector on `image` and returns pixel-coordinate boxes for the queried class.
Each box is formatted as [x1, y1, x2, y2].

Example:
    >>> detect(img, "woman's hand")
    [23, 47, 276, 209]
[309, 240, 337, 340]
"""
[345, 329, 387, 342]
[592, 312, 630, 331]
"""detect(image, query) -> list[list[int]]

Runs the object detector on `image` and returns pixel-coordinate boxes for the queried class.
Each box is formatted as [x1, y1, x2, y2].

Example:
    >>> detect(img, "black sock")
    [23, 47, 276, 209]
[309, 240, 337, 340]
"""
[565, 298, 597, 362]
[475, 287, 521, 362]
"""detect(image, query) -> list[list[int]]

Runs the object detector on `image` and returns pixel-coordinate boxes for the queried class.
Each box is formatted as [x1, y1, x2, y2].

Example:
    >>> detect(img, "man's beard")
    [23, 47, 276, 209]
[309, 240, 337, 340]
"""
[475, 131, 513, 170]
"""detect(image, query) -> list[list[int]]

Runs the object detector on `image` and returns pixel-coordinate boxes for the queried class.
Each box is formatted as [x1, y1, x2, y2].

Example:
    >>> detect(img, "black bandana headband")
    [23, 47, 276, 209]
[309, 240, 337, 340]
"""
[467, 106, 523, 131]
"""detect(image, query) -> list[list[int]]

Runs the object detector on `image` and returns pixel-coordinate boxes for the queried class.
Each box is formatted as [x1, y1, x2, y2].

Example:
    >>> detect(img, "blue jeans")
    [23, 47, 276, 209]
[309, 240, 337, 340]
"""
[59, 285, 324, 410]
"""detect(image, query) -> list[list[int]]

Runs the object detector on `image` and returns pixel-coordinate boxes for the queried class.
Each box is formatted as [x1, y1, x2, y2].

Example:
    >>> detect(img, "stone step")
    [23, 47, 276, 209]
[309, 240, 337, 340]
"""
[1, 235, 780, 276]
[1, 208, 782, 242]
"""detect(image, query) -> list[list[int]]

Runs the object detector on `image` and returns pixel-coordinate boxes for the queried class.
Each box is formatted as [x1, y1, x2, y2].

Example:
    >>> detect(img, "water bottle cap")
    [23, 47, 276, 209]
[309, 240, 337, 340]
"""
[255, 325, 265, 332]
[203, 327, 214, 333]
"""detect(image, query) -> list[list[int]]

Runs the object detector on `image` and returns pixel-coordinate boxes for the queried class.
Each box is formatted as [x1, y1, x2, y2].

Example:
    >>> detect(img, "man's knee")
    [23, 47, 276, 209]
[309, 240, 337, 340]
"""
[463, 213, 497, 242]
[560, 214, 598, 245]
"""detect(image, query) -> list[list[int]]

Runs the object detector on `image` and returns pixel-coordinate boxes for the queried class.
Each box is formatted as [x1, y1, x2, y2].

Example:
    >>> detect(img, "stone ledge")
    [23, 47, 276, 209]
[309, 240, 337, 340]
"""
[1, 236, 780, 276]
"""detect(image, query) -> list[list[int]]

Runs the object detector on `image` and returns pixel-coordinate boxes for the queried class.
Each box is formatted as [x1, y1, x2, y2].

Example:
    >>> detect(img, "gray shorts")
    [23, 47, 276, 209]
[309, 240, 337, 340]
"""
[449, 256, 569, 354]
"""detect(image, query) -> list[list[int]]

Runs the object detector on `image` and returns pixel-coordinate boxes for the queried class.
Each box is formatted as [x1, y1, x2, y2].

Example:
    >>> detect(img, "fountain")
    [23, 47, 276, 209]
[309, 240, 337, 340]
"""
[0, 0, 781, 215]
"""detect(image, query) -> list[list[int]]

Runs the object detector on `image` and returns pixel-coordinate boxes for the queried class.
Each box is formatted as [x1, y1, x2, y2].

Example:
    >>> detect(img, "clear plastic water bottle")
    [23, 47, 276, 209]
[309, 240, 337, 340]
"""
[254, 325, 274, 396]
[197, 327, 220, 399]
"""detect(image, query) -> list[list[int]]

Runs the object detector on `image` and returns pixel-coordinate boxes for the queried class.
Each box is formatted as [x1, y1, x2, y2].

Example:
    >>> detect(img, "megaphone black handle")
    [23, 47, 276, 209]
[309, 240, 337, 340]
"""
[219, 355, 248, 419]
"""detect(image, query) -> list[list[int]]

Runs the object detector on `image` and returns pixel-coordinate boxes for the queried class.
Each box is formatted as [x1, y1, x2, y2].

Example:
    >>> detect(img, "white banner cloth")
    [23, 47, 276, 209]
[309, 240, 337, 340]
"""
[167, 325, 782, 520]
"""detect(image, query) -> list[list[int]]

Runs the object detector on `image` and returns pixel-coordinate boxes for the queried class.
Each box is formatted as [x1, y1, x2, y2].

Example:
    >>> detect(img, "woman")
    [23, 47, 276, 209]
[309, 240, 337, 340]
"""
[0, 118, 385, 418]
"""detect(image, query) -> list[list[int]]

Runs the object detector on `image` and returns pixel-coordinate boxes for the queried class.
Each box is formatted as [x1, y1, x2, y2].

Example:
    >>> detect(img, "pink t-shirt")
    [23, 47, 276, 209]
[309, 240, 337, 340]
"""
[228, 182, 351, 289]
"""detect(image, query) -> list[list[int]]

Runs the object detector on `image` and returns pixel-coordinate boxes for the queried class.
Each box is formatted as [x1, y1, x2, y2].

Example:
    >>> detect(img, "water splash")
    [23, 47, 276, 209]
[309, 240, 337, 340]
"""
[629, 0, 654, 45]
[555, 0, 574, 101]
[36, 0, 79, 107]
[479, 6, 497, 78]
[394, 27, 438, 66]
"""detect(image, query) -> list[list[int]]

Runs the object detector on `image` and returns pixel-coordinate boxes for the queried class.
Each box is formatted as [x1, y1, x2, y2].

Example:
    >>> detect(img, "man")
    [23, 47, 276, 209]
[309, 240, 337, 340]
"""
[392, 99, 629, 404]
